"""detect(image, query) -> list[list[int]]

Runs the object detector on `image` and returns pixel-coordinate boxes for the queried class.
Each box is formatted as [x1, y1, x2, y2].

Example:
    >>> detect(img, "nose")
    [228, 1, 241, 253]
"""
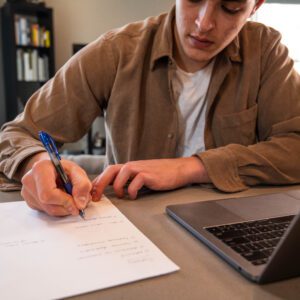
[195, 3, 215, 33]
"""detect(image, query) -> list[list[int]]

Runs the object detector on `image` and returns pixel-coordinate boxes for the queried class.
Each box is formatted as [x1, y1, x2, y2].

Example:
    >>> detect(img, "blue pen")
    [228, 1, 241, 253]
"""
[38, 131, 85, 219]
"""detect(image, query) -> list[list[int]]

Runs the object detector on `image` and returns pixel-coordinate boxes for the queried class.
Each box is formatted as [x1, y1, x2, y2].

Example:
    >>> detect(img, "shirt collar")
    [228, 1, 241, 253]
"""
[150, 6, 242, 70]
[150, 7, 175, 70]
[224, 35, 242, 63]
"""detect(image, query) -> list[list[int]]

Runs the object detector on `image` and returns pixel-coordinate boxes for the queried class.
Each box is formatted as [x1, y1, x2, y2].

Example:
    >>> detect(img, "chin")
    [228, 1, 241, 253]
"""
[187, 51, 213, 64]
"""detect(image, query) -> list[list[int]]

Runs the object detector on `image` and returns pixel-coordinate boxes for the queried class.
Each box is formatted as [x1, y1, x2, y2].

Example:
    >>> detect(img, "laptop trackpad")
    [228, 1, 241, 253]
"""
[217, 192, 300, 221]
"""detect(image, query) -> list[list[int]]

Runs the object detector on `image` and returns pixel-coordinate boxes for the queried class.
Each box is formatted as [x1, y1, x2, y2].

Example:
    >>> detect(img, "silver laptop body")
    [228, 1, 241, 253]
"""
[166, 190, 300, 283]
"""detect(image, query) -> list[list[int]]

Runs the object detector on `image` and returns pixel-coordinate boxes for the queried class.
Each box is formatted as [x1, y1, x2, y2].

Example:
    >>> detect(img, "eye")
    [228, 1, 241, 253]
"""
[188, 0, 202, 3]
[221, 5, 242, 15]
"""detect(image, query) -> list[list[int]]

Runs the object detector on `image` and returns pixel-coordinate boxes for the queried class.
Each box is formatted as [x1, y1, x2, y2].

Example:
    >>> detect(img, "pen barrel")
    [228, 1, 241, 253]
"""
[64, 182, 73, 195]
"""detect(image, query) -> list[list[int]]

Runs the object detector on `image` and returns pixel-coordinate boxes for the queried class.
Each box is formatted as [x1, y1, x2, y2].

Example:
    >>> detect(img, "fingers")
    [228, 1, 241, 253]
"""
[32, 161, 78, 211]
[92, 158, 203, 201]
[64, 161, 92, 210]
[22, 176, 77, 216]
[112, 164, 139, 198]
[21, 159, 92, 217]
[92, 163, 146, 200]
[127, 173, 147, 199]
[92, 164, 123, 201]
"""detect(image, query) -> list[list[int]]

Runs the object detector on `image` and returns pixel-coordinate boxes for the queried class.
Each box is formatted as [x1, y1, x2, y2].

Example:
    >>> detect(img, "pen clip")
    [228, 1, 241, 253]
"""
[39, 131, 61, 160]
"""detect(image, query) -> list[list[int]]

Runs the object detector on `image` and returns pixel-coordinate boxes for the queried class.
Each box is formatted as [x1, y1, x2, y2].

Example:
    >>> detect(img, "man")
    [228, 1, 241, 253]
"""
[0, 0, 299, 217]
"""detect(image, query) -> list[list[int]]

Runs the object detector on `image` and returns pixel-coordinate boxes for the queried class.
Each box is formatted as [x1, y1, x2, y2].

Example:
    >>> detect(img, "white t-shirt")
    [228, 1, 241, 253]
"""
[172, 59, 215, 157]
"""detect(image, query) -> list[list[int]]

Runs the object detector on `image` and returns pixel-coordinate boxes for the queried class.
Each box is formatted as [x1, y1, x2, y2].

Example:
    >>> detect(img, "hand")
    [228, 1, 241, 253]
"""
[92, 157, 210, 200]
[21, 157, 92, 217]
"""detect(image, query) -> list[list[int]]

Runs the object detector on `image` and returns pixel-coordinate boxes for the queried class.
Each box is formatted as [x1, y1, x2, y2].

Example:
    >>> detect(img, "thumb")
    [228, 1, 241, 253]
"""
[63, 161, 92, 210]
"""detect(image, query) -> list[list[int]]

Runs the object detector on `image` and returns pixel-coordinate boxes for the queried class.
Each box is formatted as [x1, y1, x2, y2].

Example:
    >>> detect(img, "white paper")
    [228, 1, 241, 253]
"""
[0, 197, 179, 300]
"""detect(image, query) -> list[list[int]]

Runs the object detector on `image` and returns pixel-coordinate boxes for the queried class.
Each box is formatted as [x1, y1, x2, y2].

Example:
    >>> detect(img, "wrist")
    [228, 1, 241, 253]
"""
[16, 152, 49, 180]
[184, 156, 210, 184]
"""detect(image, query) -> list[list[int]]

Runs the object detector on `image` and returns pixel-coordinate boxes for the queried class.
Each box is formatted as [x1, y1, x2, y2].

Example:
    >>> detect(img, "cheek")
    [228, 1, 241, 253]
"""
[221, 23, 243, 44]
[177, 15, 189, 37]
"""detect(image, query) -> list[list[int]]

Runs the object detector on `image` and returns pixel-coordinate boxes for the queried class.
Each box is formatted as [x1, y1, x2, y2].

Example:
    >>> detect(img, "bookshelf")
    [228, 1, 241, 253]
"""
[0, 1, 54, 126]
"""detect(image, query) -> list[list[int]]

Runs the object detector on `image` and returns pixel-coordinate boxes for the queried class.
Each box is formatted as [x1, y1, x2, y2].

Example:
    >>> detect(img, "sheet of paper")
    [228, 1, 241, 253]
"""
[0, 196, 179, 300]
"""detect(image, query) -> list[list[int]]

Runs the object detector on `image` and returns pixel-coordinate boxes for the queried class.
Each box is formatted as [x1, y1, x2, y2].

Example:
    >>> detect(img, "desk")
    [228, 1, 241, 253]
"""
[1, 185, 300, 300]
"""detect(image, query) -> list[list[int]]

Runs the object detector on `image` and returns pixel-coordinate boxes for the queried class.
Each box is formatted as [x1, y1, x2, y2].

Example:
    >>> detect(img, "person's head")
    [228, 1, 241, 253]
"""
[174, 0, 265, 72]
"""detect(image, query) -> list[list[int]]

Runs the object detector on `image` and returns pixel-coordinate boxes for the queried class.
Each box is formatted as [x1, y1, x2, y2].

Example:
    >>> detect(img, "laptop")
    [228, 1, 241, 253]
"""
[166, 190, 300, 284]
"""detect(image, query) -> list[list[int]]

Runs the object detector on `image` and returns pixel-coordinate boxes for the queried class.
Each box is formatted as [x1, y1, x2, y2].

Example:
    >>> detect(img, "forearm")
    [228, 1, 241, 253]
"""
[185, 156, 210, 185]
[198, 134, 300, 192]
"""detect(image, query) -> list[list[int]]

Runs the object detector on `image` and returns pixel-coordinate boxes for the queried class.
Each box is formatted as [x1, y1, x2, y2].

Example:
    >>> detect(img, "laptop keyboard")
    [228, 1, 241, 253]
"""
[205, 215, 295, 266]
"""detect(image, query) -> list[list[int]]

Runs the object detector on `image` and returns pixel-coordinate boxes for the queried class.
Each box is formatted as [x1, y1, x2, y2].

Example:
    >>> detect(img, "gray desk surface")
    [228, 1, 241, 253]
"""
[1, 184, 300, 300]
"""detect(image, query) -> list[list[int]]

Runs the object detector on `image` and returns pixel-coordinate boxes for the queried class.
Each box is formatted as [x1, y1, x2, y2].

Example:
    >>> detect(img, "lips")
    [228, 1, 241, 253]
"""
[189, 35, 214, 49]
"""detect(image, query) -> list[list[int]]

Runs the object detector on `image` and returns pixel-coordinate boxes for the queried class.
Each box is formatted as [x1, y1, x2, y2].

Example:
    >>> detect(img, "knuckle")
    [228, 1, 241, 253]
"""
[122, 163, 133, 173]
[21, 173, 29, 186]
[26, 200, 37, 210]
[105, 165, 116, 173]
[38, 191, 51, 204]
[45, 207, 56, 217]
[31, 160, 45, 173]
[82, 180, 92, 192]
[137, 172, 145, 180]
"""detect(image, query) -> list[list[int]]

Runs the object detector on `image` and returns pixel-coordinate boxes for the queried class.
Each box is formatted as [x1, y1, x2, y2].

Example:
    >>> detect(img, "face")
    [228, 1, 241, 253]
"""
[174, 0, 264, 72]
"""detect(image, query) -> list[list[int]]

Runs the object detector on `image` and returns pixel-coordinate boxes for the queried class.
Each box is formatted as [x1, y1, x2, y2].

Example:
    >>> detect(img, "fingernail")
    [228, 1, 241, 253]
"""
[77, 196, 88, 204]
[92, 190, 98, 201]
[76, 196, 87, 209]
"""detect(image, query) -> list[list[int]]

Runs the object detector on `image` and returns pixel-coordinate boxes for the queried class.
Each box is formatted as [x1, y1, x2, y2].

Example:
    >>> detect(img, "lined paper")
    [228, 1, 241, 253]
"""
[0, 196, 179, 300]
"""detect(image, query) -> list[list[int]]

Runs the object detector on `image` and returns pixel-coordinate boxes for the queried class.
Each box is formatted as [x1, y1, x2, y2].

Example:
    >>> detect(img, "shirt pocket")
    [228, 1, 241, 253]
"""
[215, 104, 258, 146]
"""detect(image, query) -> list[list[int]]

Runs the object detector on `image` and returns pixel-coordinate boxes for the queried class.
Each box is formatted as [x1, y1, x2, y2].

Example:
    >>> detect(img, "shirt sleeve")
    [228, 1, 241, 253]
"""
[0, 33, 116, 186]
[197, 32, 300, 192]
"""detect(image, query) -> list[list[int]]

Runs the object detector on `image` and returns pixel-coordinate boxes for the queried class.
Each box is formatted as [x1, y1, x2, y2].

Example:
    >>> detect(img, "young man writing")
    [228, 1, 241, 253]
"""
[0, 0, 299, 217]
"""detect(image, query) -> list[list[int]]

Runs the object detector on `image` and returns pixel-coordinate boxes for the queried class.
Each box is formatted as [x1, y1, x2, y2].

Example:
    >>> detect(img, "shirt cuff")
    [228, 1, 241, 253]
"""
[0, 173, 22, 191]
[197, 147, 248, 192]
[3, 147, 46, 181]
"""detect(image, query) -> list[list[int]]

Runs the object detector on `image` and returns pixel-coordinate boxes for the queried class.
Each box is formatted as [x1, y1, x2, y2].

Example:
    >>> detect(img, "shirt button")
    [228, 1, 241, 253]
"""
[167, 133, 174, 139]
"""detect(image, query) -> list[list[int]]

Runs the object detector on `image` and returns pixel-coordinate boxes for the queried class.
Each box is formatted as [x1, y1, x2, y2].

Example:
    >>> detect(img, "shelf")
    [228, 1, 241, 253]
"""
[17, 80, 47, 84]
[0, 2, 55, 125]
[16, 45, 51, 50]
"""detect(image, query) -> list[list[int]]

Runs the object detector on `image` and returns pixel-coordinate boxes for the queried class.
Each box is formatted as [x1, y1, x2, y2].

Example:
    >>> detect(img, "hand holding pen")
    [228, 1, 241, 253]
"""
[38, 131, 89, 219]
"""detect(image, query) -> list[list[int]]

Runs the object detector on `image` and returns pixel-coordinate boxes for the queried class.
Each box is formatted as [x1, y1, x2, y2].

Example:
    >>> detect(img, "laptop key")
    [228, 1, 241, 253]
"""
[204, 214, 296, 266]
[243, 228, 260, 235]
[252, 258, 268, 266]
[232, 244, 250, 254]
[215, 230, 245, 240]
[273, 215, 295, 223]
[262, 248, 275, 257]
[241, 251, 267, 261]
[268, 238, 281, 247]
[245, 243, 261, 251]
[223, 236, 249, 246]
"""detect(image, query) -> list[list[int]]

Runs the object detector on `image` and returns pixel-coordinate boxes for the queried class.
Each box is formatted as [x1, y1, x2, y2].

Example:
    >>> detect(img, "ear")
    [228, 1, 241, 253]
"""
[251, 0, 265, 16]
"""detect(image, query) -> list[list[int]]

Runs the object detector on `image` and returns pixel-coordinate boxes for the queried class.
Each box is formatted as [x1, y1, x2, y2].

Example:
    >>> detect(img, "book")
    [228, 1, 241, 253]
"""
[16, 49, 24, 81]
[14, 14, 50, 47]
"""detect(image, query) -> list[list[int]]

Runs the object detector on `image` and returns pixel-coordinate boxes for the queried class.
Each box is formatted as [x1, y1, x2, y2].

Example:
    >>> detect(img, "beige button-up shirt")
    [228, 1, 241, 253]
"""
[1, 8, 300, 192]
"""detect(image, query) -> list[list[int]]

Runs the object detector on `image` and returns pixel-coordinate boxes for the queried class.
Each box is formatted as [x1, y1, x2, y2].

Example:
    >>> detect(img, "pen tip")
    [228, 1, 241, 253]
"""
[79, 209, 85, 220]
